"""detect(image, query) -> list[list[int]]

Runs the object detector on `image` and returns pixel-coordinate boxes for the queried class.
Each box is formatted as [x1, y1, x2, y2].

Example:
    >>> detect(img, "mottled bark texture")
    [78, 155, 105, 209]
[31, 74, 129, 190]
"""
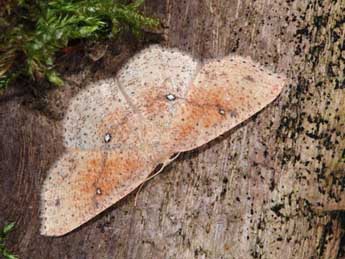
[1, 0, 344, 258]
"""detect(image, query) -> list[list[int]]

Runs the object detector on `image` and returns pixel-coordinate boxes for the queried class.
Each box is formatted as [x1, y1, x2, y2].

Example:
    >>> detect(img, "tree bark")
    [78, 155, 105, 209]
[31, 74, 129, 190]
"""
[1, 0, 345, 258]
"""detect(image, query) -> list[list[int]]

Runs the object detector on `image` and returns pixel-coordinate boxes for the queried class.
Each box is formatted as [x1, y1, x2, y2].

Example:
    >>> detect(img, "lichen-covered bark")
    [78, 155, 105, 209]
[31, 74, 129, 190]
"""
[0, 0, 344, 258]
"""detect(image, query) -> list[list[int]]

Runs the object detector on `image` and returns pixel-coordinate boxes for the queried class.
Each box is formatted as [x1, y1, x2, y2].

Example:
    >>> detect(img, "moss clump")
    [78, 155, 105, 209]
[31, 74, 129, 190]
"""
[0, 222, 17, 259]
[0, 0, 159, 91]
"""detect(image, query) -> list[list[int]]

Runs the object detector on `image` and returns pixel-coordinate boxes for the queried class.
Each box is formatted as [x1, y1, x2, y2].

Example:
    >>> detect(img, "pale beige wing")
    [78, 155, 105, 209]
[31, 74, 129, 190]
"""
[40, 46, 199, 236]
[116, 45, 200, 154]
[40, 80, 153, 236]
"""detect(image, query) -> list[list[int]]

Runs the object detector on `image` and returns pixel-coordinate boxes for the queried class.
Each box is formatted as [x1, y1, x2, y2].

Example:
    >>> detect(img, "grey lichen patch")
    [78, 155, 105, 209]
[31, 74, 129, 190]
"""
[273, 0, 345, 220]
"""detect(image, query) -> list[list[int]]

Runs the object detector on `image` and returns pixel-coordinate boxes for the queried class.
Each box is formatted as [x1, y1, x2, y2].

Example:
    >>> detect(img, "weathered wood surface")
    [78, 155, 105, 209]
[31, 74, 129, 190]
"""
[1, 0, 345, 258]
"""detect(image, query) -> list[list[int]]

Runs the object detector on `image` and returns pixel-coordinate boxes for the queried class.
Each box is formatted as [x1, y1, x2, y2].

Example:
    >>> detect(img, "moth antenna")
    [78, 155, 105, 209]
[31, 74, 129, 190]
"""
[134, 153, 181, 207]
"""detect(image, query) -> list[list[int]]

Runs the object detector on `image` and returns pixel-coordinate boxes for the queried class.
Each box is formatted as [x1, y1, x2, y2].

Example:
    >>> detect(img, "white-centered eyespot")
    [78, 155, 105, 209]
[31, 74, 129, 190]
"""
[104, 133, 112, 143]
[166, 94, 176, 101]
[219, 108, 225, 115]
[96, 188, 102, 195]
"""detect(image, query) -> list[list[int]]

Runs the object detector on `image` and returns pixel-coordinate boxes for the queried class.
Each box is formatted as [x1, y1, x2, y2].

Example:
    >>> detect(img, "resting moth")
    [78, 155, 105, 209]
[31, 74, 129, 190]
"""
[40, 45, 286, 236]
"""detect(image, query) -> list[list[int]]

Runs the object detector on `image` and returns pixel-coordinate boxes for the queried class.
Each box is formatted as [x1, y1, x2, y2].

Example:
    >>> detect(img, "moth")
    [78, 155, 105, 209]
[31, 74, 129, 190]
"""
[41, 45, 286, 236]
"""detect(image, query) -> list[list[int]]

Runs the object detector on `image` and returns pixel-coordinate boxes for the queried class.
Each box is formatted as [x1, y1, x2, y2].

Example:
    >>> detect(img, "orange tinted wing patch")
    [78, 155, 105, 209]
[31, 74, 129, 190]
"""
[41, 149, 151, 236]
[171, 56, 286, 152]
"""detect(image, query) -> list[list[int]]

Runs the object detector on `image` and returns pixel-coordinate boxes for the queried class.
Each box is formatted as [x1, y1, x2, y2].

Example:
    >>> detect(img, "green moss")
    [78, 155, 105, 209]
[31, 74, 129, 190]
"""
[0, 0, 159, 91]
[0, 222, 17, 259]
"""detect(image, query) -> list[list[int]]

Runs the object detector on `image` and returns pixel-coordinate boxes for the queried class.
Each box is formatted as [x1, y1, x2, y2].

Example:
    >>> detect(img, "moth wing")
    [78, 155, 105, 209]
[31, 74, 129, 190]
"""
[116, 45, 200, 152]
[40, 149, 153, 236]
[170, 56, 286, 151]
[40, 46, 199, 236]
[62, 78, 129, 149]
[41, 77, 152, 236]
